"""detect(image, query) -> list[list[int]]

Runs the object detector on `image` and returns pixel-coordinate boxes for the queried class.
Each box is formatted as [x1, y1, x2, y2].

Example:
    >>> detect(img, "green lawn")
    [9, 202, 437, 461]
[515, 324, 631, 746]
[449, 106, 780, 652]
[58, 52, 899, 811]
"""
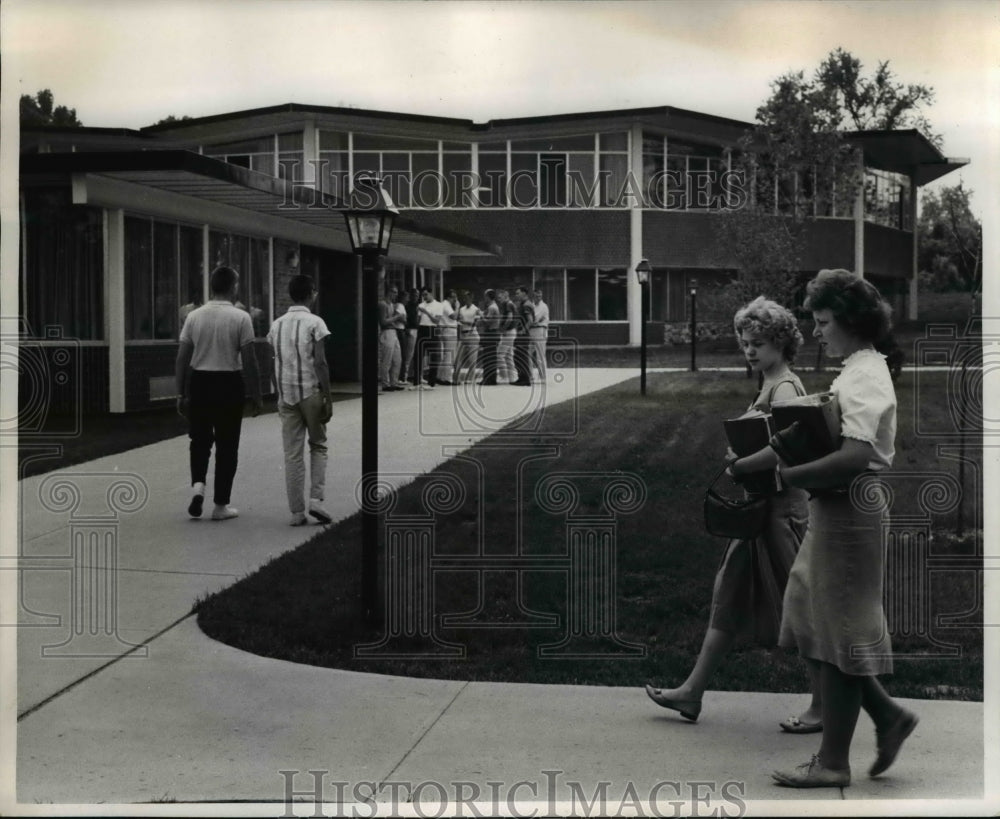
[196, 369, 983, 700]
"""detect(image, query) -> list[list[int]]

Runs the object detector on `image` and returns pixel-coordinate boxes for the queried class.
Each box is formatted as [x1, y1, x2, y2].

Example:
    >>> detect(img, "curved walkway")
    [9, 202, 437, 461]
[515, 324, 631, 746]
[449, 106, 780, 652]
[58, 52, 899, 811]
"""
[9, 370, 989, 811]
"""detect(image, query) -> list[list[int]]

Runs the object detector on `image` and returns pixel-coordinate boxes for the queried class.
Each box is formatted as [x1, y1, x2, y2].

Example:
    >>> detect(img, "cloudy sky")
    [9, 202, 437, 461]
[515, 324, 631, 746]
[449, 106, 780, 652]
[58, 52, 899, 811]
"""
[2, 0, 997, 216]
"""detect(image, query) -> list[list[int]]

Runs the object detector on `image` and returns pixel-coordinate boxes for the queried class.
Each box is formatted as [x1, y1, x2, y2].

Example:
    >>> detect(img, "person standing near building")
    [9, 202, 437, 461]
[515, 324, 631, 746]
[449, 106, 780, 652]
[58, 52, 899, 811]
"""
[496, 289, 517, 384]
[436, 289, 460, 385]
[176, 265, 262, 521]
[401, 287, 420, 388]
[378, 285, 404, 392]
[266, 274, 334, 526]
[452, 289, 482, 384]
[477, 289, 501, 386]
[530, 288, 549, 382]
[512, 286, 535, 386]
[393, 287, 408, 384]
[415, 287, 452, 390]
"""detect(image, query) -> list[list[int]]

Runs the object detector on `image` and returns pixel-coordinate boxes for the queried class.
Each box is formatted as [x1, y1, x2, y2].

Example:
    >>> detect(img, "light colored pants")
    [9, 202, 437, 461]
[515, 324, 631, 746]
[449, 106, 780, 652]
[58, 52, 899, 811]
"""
[401, 329, 417, 383]
[529, 326, 547, 378]
[498, 329, 517, 382]
[453, 333, 480, 382]
[379, 329, 401, 387]
[279, 391, 328, 514]
[437, 327, 458, 381]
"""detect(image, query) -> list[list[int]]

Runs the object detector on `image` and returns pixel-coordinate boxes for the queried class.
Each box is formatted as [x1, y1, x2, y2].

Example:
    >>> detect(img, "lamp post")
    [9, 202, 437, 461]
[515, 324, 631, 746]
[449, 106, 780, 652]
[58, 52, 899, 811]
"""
[343, 174, 398, 624]
[635, 259, 651, 395]
[689, 277, 698, 372]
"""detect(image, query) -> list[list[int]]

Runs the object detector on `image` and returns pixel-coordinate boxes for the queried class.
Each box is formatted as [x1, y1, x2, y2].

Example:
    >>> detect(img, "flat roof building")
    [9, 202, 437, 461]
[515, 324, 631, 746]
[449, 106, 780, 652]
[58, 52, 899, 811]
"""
[17, 102, 966, 413]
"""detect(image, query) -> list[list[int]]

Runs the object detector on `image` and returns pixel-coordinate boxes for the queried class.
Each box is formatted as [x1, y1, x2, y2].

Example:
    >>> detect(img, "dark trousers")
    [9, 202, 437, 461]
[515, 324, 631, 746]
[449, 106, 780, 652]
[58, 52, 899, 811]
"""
[478, 332, 499, 384]
[189, 370, 245, 505]
[415, 326, 439, 386]
[513, 335, 533, 384]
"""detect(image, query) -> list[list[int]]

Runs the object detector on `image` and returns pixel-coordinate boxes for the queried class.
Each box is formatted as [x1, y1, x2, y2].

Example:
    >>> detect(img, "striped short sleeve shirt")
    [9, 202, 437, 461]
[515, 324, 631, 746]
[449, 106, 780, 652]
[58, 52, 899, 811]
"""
[267, 306, 331, 405]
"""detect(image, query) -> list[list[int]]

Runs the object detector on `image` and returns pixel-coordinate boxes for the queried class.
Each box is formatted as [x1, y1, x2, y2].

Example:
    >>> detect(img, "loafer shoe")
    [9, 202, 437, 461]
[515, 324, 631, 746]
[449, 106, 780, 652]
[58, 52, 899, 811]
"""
[772, 755, 850, 788]
[289, 512, 308, 526]
[870, 709, 918, 777]
[644, 684, 702, 722]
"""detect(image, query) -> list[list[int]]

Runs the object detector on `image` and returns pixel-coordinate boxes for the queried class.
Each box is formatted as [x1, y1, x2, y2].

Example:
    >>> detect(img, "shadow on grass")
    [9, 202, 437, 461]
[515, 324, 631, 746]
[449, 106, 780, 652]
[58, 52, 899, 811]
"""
[196, 370, 983, 699]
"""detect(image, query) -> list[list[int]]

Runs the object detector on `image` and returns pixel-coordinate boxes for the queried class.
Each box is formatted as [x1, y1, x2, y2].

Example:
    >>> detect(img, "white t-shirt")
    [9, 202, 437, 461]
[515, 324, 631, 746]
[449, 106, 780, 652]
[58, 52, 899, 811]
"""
[830, 348, 896, 470]
[179, 300, 255, 371]
[418, 298, 454, 327]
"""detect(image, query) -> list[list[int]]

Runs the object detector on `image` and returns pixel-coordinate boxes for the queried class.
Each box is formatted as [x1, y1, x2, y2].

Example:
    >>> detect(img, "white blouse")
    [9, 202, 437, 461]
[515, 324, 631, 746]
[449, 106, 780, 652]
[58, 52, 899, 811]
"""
[830, 348, 896, 470]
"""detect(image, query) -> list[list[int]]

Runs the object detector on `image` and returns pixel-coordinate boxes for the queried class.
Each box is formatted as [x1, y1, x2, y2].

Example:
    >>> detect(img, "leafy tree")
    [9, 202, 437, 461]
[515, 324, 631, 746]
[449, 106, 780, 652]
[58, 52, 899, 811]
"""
[816, 48, 941, 148]
[918, 183, 982, 293]
[20, 89, 82, 126]
[714, 49, 940, 311]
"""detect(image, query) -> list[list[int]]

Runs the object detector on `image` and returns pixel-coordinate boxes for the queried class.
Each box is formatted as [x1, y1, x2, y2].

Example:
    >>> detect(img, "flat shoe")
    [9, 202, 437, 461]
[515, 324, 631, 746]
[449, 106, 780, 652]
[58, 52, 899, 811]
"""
[773, 755, 850, 788]
[780, 715, 824, 734]
[644, 684, 702, 722]
[869, 710, 918, 777]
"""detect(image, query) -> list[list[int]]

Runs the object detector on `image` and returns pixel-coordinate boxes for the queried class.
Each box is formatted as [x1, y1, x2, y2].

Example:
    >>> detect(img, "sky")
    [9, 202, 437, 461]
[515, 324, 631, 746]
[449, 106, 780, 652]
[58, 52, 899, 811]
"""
[2, 0, 997, 217]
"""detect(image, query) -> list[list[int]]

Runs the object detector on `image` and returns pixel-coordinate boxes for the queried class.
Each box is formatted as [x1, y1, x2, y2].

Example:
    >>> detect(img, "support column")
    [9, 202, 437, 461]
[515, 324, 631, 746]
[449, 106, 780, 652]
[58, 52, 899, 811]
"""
[909, 172, 919, 320]
[853, 167, 865, 278]
[628, 123, 644, 346]
[106, 209, 126, 413]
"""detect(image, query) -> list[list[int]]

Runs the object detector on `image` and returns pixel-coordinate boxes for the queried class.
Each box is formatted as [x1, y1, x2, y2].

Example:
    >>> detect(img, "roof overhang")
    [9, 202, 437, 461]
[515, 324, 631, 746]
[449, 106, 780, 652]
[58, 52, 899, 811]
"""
[20, 151, 499, 262]
[845, 130, 969, 186]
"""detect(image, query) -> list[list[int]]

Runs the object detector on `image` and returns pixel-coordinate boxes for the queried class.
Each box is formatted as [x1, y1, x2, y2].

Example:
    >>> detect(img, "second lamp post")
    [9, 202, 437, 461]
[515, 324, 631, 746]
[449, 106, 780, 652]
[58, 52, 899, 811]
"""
[635, 259, 651, 395]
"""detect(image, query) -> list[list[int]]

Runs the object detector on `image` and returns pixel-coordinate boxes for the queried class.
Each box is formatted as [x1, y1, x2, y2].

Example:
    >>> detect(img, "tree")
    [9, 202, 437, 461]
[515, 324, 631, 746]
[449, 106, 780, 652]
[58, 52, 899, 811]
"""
[714, 68, 860, 311]
[815, 48, 941, 148]
[715, 49, 940, 311]
[20, 89, 82, 127]
[918, 183, 982, 293]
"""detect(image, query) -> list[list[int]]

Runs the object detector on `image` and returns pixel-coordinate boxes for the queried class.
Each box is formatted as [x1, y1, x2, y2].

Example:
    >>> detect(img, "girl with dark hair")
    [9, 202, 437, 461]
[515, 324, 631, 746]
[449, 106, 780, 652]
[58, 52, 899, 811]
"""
[731, 269, 917, 788]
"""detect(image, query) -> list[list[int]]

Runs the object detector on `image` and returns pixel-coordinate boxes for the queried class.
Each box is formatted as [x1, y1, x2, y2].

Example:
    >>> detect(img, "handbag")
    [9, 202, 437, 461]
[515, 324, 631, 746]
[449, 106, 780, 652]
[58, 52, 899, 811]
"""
[703, 463, 770, 539]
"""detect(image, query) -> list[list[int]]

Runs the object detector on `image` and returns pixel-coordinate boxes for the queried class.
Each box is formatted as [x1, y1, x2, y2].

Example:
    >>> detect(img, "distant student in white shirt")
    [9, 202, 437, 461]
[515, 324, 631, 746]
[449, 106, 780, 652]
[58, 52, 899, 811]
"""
[267, 275, 334, 526]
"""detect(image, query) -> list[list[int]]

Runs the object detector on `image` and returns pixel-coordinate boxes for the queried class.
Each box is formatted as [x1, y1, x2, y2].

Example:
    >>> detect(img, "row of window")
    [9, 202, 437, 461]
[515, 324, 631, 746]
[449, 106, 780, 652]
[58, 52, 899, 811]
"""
[204, 129, 915, 227]
[124, 218, 272, 341]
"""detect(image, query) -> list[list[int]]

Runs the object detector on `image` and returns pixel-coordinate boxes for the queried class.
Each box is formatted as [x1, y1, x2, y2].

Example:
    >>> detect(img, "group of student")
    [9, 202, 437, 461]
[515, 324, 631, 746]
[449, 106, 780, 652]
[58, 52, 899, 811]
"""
[178, 264, 917, 789]
[376, 285, 550, 391]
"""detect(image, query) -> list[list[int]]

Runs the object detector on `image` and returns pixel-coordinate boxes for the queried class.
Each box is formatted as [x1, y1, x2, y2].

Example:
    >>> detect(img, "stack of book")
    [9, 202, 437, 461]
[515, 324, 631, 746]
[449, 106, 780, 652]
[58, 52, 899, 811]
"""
[723, 392, 842, 487]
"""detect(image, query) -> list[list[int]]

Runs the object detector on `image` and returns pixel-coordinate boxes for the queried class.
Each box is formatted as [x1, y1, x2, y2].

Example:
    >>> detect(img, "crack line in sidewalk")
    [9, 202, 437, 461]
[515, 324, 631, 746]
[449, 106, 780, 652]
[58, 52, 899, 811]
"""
[16, 610, 196, 722]
[378, 680, 470, 788]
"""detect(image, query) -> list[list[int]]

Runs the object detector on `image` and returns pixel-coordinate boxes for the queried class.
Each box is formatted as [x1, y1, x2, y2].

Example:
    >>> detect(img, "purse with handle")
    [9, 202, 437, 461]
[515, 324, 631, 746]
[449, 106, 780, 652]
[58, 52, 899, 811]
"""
[703, 462, 770, 540]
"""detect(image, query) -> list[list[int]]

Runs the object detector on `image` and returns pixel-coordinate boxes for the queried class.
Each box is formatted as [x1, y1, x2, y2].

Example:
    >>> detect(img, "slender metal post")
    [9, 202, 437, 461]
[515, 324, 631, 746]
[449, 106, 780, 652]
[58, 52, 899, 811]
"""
[361, 247, 380, 624]
[640, 282, 648, 395]
[689, 286, 697, 372]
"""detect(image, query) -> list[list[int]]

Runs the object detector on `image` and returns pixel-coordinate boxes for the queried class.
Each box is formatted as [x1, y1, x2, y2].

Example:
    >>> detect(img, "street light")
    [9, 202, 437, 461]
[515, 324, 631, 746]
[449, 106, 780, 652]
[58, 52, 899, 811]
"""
[343, 174, 398, 624]
[635, 259, 651, 395]
[689, 277, 698, 372]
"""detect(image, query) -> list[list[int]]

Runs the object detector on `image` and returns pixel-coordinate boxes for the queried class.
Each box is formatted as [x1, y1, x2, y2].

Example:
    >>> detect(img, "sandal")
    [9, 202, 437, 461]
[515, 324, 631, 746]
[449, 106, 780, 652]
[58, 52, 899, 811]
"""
[779, 715, 824, 734]
[644, 684, 702, 722]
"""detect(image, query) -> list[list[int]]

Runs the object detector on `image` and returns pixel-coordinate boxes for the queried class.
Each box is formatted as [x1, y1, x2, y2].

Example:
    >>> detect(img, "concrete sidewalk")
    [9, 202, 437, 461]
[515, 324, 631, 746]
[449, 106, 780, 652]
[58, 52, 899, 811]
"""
[10, 370, 992, 813]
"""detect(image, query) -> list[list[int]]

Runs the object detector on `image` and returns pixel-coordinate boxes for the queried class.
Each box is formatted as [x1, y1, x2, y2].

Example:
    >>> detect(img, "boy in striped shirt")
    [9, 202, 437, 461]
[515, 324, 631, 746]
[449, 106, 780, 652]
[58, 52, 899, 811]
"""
[267, 274, 334, 526]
